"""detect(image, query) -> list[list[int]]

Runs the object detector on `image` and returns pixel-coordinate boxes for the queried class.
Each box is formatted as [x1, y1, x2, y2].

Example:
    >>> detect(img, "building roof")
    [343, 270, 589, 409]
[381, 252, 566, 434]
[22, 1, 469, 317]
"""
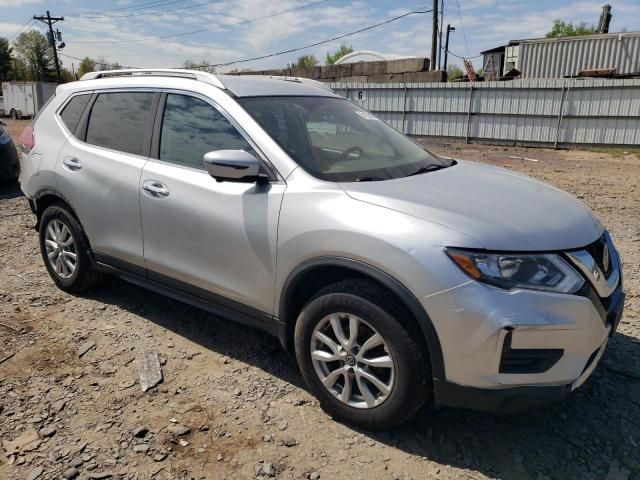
[508, 31, 640, 45]
[480, 45, 506, 54]
[334, 50, 415, 64]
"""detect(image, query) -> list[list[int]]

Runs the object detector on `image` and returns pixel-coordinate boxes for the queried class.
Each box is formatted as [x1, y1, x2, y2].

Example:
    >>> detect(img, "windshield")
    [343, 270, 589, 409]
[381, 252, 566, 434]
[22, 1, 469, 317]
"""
[238, 96, 453, 182]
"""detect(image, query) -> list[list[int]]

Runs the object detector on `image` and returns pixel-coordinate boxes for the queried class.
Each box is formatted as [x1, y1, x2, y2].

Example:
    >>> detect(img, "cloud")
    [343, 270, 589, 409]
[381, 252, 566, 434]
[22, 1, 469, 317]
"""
[0, 0, 41, 5]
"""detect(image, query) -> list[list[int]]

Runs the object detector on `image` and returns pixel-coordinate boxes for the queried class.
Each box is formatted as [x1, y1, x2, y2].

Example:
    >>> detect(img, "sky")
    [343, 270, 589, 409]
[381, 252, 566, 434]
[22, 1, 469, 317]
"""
[1, 0, 639, 74]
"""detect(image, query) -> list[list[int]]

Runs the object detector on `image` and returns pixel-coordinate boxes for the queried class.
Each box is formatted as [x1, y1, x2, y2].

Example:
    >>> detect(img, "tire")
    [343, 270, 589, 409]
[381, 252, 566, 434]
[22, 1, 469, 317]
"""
[39, 204, 105, 293]
[294, 279, 431, 430]
[10, 109, 18, 120]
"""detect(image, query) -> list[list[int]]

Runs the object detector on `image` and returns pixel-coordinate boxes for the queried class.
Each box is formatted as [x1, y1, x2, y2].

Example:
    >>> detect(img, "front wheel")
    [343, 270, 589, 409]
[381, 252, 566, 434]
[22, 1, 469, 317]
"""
[294, 280, 431, 430]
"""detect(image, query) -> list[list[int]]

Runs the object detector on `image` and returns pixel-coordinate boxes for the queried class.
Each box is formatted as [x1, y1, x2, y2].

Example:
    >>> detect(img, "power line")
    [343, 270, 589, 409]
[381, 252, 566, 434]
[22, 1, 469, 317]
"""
[189, 7, 432, 69]
[60, 6, 428, 72]
[71, 0, 334, 44]
[446, 49, 480, 60]
[453, 0, 470, 57]
[9, 18, 36, 41]
[58, 52, 136, 69]
[73, 0, 225, 19]
[62, 0, 189, 17]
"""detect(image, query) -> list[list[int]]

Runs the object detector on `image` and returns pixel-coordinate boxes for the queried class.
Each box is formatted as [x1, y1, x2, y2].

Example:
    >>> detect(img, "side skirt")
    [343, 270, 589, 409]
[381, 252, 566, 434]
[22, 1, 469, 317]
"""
[92, 252, 278, 337]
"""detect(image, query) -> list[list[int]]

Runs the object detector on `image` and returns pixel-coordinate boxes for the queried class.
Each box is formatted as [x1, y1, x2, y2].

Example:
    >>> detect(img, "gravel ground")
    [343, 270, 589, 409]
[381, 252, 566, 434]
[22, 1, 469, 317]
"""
[1, 119, 639, 480]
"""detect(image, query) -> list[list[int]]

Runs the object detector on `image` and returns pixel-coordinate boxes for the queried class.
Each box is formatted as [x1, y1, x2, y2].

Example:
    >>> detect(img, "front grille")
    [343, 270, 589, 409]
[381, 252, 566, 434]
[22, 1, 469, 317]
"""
[584, 235, 611, 276]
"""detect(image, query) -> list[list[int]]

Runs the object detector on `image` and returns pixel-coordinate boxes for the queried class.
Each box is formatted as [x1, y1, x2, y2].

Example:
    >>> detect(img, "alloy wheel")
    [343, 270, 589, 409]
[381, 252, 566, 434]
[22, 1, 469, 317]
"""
[44, 219, 77, 279]
[310, 313, 395, 409]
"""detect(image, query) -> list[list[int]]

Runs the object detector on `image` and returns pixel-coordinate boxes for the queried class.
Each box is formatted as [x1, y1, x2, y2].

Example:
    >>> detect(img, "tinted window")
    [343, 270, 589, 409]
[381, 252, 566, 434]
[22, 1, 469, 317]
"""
[86, 92, 155, 156]
[160, 94, 251, 169]
[60, 94, 91, 133]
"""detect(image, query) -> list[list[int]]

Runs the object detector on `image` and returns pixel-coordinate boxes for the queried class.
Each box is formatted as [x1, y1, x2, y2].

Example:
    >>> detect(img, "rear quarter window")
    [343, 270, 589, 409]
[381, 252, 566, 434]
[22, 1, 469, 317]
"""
[59, 94, 92, 134]
[85, 92, 156, 156]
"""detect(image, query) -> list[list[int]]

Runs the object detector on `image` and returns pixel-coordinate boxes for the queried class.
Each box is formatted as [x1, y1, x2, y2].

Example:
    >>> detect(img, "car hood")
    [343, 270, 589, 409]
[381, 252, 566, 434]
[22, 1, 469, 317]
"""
[339, 160, 603, 251]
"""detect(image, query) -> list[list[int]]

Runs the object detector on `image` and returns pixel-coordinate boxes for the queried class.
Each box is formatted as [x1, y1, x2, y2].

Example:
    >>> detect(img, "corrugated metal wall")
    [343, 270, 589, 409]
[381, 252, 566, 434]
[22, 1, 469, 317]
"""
[519, 34, 640, 79]
[329, 78, 640, 147]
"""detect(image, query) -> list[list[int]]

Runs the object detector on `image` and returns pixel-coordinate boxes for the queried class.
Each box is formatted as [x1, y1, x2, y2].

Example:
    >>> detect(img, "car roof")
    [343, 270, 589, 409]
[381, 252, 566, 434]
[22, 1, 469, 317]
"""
[74, 69, 337, 98]
[217, 75, 337, 98]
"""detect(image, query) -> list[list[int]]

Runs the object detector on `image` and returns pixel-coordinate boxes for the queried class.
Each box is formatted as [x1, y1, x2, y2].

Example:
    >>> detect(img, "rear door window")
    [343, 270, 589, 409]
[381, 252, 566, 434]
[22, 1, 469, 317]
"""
[159, 93, 252, 169]
[86, 92, 156, 156]
[60, 94, 91, 134]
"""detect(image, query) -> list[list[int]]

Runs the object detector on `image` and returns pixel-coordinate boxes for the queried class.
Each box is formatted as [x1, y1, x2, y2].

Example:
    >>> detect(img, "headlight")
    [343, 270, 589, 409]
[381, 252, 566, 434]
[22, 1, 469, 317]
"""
[445, 249, 584, 294]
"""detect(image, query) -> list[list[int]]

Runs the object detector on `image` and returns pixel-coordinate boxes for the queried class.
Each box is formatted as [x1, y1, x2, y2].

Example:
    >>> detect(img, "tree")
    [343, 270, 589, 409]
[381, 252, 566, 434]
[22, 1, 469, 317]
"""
[545, 20, 596, 38]
[12, 31, 56, 81]
[325, 44, 354, 65]
[183, 59, 216, 73]
[294, 54, 318, 69]
[77, 57, 96, 77]
[447, 65, 463, 81]
[0, 37, 13, 81]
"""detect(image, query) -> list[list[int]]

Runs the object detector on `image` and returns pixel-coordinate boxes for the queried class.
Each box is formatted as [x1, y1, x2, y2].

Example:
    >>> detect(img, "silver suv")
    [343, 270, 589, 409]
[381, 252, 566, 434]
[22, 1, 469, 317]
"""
[18, 69, 625, 429]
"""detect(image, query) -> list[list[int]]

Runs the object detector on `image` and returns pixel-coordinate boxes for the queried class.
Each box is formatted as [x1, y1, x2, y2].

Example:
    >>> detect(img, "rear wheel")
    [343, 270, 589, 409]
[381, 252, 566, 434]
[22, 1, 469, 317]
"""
[294, 279, 431, 430]
[10, 109, 18, 120]
[39, 204, 105, 292]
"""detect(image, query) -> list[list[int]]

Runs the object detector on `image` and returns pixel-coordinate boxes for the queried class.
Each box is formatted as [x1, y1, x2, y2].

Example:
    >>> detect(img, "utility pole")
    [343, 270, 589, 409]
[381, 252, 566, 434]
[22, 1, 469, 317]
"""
[443, 24, 455, 71]
[437, 0, 444, 69]
[430, 0, 438, 71]
[33, 11, 64, 83]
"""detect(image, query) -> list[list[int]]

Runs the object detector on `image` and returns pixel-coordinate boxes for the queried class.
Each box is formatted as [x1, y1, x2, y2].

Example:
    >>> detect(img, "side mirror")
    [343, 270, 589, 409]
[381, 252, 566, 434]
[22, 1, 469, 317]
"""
[203, 150, 264, 183]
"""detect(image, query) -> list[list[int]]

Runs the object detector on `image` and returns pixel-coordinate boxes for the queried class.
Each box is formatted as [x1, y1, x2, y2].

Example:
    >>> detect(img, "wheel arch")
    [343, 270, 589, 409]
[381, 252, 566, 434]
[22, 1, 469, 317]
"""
[33, 189, 81, 232]
[278, 256, 446, 382]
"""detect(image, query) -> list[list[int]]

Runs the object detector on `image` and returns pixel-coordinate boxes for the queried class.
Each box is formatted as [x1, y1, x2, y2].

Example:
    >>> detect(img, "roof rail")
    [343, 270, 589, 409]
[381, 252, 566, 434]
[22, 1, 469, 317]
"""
[267, 75, 334, 93]
[79, 69, 225, 89]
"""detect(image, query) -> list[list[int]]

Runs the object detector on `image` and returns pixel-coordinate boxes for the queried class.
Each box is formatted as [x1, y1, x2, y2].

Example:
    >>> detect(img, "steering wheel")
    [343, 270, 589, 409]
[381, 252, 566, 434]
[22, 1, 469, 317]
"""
[341, 146, 364, 159]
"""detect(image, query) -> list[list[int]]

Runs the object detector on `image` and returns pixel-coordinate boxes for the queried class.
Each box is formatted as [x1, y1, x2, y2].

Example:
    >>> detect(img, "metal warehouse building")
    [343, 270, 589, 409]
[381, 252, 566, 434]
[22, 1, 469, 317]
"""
[482, 32, 640, 79]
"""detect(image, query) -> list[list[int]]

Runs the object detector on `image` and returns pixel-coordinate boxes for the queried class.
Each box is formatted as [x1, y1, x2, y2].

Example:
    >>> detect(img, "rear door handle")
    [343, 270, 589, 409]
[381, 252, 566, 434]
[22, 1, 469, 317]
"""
[142, 180, 170, 198]
[62, 156, 82, 171]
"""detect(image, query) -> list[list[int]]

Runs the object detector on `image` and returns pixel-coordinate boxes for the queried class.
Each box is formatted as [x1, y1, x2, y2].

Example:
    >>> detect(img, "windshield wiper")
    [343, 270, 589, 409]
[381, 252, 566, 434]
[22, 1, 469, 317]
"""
[355, 176, 385, 182]
[406, 163, 450, 177]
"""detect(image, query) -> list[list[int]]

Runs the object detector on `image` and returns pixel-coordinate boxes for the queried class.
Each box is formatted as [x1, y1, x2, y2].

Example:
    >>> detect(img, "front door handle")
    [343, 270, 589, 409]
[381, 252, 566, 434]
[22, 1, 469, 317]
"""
[62, 156, 82, 171]
[142, 180, 170, 198]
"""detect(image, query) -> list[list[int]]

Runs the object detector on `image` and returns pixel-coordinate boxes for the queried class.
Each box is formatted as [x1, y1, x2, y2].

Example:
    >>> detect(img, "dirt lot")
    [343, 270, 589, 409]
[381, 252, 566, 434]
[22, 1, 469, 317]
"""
[1, 118, 639, 480]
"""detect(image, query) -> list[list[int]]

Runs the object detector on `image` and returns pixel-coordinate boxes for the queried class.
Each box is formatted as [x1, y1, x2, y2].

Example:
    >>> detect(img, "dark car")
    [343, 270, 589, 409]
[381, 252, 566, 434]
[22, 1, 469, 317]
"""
[0, 120, 19, 183]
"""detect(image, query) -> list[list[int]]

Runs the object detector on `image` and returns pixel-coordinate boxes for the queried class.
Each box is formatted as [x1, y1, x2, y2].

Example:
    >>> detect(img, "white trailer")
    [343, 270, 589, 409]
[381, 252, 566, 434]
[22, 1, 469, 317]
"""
[1, 81, 57, 119]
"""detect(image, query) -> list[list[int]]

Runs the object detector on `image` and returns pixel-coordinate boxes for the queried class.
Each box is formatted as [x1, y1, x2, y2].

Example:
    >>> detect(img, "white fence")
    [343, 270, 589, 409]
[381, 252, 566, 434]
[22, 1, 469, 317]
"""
[329, 78, 640, 147]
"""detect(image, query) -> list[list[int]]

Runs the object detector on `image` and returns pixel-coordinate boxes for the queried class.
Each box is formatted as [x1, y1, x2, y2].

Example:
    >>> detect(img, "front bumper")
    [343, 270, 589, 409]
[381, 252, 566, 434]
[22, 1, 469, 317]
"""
[424, 244, 624, 413]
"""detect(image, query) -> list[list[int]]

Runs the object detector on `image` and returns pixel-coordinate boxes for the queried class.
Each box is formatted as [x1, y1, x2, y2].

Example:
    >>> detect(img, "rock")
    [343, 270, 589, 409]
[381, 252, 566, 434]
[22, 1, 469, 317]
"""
[217, 453, 224, 461]
[78, 340, 96, 357]
[87, 472, 118, 479]
[136, 348, 163, 392]
[277, 420, 288, 431]
[118, 379, 136, 390]
[178, 439, 189, 447]
[38, 426, 56, 438]
[282, 435, 298, 447]
[133, 444, 150, 454]
[69, 456, 84, 468]
[167, 424, 191, 436]
[133, 426, 149, 438]
[233, 388, 241, 396]
[63, 467, 80, 479]
[309, 472, 320, 480]
[263, 462, 276, 477]
[26, 467, 44, 480]
[153, 453, 168, 462]
[606, 460, 630, 480]
[3, 429, 40, 455]
[50, 400, 66, 414]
